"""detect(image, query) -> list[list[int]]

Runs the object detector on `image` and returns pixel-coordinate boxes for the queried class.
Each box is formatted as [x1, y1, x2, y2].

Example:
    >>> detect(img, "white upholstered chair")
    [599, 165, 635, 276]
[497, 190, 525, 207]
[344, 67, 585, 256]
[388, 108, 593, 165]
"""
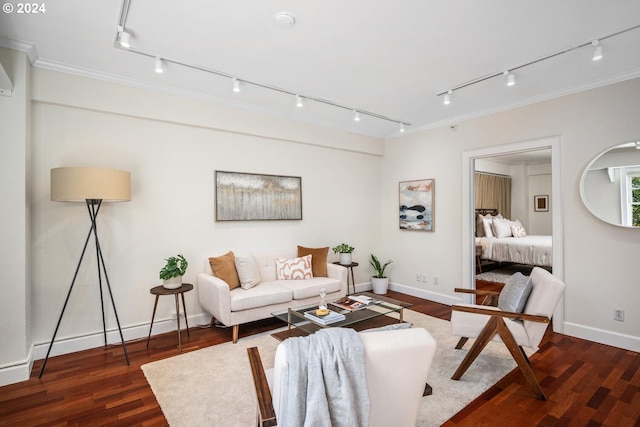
[450, 267, 565, 400]
[247, 327, 437, 427]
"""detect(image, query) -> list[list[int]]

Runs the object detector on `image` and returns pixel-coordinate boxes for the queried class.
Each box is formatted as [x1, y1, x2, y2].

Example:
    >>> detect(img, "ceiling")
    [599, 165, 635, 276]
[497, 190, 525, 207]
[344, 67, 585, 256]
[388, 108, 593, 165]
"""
[1, 1, 640, 138]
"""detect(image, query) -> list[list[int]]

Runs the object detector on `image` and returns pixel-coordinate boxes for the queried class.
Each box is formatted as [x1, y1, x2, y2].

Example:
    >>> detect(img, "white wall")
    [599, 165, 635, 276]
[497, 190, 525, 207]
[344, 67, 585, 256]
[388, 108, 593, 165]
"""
[383, 77, 640, 351]
[26, 68, 384, 365]
[0, 48, 32, 383]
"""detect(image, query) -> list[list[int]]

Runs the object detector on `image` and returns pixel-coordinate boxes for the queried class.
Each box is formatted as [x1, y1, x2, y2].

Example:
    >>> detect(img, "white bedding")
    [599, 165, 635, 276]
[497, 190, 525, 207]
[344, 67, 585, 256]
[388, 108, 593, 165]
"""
[476, 235, 552, 267]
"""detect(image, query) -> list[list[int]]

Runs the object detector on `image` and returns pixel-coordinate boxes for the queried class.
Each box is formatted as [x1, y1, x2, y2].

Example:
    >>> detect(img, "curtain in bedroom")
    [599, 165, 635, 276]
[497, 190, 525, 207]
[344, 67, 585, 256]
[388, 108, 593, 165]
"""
[475, 172, 511, 218]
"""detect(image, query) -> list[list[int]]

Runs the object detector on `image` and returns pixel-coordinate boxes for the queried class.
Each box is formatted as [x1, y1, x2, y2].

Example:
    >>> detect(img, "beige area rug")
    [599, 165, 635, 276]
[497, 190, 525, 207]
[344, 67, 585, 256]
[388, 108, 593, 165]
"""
[142, 310, 523, 427]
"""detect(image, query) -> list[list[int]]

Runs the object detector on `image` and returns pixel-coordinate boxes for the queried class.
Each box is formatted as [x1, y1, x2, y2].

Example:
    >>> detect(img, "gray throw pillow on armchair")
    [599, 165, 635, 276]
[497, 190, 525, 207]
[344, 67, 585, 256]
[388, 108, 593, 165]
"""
[498, 272, 533, 313]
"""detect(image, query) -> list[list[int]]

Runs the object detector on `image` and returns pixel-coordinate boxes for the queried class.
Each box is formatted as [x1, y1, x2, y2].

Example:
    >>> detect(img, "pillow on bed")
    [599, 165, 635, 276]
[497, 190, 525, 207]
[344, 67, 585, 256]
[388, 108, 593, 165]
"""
[498, 272, 533, 313]
[476, 214, 487, 237]
[511, 224, 527, 238]
[482, 218, 495, 237]
[491, 218, 513, 238]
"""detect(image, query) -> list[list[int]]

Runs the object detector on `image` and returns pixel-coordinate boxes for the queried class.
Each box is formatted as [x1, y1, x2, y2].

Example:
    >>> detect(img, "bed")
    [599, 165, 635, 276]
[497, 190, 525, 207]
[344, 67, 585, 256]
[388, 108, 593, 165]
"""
[475, 208, 552, 268]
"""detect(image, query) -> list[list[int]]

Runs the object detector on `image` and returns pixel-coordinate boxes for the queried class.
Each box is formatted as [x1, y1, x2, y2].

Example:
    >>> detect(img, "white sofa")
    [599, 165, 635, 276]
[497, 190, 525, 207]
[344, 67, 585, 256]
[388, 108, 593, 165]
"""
[198, 249, 348, 343]
[248, 327, 437, 427]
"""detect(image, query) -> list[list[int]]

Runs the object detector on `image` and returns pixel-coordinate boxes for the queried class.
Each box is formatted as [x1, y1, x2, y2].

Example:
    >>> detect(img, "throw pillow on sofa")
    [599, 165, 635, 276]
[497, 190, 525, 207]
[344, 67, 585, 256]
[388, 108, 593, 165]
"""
[235, 255, 261, 289]
[209, 251, 240, 289]
[275, 255, 313, 280]
[297, 245, 329, 277]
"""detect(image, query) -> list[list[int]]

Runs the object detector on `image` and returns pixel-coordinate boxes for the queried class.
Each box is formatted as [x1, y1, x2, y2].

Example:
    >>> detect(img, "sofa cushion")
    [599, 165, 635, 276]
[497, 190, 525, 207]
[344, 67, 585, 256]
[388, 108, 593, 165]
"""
[275, 255, 313, 280]
[275, 277, 342, 299]
[297, 246, 329, 277]
[209, 252, 240, 289]
[235, 255, 261, 289]
[229, 283, 293, 311]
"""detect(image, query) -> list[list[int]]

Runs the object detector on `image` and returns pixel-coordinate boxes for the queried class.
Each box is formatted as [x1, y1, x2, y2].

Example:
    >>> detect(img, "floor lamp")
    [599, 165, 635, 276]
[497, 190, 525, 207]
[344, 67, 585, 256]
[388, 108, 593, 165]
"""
[39, 167, 132, 377]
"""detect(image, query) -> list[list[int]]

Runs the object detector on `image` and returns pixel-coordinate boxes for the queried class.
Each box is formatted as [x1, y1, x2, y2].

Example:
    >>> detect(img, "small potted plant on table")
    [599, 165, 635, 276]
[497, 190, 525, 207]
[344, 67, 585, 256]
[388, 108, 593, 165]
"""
[160, 254, 188, 289]
[332, 243, 355, 265]
[370, 254, 393, 295]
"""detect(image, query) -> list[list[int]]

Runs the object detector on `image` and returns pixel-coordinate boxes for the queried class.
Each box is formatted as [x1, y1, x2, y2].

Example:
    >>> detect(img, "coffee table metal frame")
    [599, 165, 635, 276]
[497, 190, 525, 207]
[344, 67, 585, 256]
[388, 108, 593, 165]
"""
[272, 291, 412, 338]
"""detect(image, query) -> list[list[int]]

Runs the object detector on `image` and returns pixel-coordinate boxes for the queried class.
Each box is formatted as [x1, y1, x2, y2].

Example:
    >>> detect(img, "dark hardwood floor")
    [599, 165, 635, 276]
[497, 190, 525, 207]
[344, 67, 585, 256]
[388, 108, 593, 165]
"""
[0, 290, 638, 426]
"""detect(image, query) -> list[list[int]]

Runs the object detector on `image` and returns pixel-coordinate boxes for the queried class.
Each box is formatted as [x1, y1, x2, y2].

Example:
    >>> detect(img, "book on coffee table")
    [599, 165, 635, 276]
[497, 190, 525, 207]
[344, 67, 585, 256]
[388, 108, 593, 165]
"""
[303, 309, 346, 325]
[330, 295, 380, 311]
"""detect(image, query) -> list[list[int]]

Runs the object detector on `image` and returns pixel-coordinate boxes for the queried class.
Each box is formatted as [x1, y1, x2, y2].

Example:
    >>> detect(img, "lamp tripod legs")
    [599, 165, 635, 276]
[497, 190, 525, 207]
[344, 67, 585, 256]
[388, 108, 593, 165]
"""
[38, 200, 130, 378]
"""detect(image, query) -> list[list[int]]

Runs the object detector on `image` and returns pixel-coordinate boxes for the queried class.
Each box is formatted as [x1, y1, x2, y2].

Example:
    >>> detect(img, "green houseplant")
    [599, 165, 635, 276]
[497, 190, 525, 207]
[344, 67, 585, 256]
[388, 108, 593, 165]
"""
[369, 254, 393, 294]
[160, 254, 188, 289]
[332, 243, 355, 265]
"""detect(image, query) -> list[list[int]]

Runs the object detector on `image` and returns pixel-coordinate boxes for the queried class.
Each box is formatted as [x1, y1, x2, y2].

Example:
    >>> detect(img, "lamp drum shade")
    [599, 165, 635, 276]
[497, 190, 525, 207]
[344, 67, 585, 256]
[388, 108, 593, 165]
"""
[51, 167, 131, 202]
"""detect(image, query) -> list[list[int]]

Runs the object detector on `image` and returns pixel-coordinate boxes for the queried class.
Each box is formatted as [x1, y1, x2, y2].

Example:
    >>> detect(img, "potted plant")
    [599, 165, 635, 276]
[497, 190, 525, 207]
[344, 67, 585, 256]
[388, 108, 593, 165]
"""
[332, 243, 355, 265]
[370, 254, 393, 294]
[159, 254, 188, 289]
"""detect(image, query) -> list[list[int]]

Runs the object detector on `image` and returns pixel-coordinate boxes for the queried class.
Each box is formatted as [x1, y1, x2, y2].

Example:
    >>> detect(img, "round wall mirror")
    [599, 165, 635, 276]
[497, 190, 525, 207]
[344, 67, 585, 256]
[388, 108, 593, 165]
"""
[580, 141, 640, 228]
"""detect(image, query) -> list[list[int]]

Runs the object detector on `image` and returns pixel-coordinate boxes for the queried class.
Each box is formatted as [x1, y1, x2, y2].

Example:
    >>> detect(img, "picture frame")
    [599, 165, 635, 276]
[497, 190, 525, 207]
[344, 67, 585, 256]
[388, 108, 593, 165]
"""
[534, 195, 549, 212]
[399, 179, 434, 231]
[215, 171, 302, 221]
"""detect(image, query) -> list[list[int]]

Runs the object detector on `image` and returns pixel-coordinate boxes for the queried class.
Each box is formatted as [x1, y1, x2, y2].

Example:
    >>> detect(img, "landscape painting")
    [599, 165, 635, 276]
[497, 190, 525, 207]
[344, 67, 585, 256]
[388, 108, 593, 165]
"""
[399, 179, 434, 231]
[215, 171, 302, 221]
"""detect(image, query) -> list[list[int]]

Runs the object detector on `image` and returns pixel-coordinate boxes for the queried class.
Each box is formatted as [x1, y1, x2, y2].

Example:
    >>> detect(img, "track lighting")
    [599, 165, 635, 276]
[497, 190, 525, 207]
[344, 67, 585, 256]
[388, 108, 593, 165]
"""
[155, 57, 163, 74]
[399, 123, 405, 133]
[592, 40, 603, 61]
[117, 26, 131, 48]
[353, 110, 360, 122]
[232, 78, 240, 93]
[443, 91, 452, 105]
[504, 71, 515, 86]
[296, 95, 303, 108]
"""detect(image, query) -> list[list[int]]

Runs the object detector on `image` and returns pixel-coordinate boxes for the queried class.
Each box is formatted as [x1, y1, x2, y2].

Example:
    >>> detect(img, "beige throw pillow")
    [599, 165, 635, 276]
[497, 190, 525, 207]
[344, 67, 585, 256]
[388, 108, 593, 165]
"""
[235, 256, 261, 289]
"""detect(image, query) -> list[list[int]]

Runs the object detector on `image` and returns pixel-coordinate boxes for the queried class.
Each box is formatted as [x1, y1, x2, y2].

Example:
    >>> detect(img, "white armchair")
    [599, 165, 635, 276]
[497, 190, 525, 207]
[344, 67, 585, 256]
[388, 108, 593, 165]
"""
[248, 327, 437, 427]
[450, 267, 565, 400]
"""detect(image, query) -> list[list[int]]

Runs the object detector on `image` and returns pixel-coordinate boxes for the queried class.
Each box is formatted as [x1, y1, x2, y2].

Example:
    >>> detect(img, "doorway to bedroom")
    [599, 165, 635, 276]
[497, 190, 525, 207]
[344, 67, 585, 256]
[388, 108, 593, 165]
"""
[462, 136, 564, 332]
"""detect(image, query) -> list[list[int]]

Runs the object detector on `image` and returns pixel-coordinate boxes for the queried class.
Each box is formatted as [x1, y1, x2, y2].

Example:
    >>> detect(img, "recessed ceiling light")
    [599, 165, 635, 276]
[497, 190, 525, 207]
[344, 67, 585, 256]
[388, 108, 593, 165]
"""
[273, 12, 295, 28]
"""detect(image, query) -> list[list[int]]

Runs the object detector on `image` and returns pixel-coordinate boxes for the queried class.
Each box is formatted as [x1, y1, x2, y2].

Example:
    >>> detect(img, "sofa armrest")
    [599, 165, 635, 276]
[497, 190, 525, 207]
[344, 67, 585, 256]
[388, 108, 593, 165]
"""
[197, 272, 232, 325]
[326, 263, 348, 294]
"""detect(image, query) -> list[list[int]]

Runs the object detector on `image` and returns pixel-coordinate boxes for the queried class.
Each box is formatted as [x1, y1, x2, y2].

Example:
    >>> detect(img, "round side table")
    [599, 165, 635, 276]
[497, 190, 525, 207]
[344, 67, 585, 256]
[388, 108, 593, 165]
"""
[147, 283, 193, 352]
[333, 262, 358, 294]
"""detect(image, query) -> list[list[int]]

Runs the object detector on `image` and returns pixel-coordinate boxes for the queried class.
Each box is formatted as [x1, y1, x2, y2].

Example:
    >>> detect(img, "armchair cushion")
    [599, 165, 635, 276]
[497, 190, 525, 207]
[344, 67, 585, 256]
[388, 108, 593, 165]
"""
[497, 272, 532, 313]
[209, 252, 240, 289]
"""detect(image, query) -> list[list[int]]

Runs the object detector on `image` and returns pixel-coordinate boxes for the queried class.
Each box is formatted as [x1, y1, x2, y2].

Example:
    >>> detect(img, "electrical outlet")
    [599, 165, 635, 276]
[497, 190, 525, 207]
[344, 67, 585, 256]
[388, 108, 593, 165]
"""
[421, 273, 428, 283]
[434, 276, 439, 285]
[614, 308, 624, 322]
[415, 274, 421, 282]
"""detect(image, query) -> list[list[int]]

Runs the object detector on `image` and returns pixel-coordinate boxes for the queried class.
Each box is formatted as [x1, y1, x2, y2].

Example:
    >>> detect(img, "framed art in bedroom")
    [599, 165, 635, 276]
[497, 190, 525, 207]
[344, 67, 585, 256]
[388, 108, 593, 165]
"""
[534, 195, 549, 212]
[399, 179, 434, 231]
[215, 171, 302, 221]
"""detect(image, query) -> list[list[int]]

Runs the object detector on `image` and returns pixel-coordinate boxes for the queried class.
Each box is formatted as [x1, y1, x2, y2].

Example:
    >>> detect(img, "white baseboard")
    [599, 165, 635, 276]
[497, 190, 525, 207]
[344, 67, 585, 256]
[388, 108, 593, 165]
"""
[0, 313, 210, 387]
[388, 282, 462, 306]
[563, 322, 640, 352]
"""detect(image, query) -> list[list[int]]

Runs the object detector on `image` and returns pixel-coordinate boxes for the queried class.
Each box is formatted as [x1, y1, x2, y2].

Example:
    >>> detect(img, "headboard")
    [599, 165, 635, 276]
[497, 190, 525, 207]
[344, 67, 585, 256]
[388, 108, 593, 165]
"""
[475, 208, 498, 216]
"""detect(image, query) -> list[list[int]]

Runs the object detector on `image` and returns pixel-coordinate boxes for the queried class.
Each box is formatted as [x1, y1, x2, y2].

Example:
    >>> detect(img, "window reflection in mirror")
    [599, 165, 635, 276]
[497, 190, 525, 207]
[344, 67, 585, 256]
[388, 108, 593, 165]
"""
[580, 141, 640, 228]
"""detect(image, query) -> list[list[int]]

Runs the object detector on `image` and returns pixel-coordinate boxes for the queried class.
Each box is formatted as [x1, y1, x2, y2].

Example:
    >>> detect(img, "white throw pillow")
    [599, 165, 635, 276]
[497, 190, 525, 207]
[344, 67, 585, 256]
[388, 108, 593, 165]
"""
[275, 255, 313, 280]
[235, 256, 261, 289]
[511, 224, 527, 238]
[482, 218, 495, 238]
[491, 218, 513, 238]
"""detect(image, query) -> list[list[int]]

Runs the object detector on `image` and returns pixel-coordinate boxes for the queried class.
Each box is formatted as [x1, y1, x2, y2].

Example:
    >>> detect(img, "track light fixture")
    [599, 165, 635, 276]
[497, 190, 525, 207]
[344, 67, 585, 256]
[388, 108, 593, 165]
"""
[592, 40, 603, 61]
[232, 78, 240, 93]
[399, 123, 405, 133]
[155, 57, 163, 74]
[504, 71, 515, 86]
[437, 24, 640, 107]
[117, 25, 131, 48]
[296, 95, 303, 108]
[443, 90, 452, 106]
[353, 110, 360, 122]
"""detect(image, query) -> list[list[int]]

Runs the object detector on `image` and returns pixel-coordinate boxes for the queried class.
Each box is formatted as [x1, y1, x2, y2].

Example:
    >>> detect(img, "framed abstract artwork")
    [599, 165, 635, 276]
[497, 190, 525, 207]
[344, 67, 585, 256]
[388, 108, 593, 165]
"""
[534, 195, 549, 212]
[399, 179, 434, 231]
[215, 171, 302, 221]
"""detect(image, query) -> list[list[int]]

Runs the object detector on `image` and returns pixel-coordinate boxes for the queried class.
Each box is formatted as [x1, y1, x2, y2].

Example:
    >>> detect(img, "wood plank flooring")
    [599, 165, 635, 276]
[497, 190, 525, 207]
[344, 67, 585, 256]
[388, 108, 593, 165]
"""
[0, 290, 638, 426]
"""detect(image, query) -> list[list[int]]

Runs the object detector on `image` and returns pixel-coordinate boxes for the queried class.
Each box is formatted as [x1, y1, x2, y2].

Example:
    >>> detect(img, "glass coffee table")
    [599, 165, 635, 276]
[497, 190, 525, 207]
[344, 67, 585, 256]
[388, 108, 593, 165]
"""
[271, 292, 413, 341]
